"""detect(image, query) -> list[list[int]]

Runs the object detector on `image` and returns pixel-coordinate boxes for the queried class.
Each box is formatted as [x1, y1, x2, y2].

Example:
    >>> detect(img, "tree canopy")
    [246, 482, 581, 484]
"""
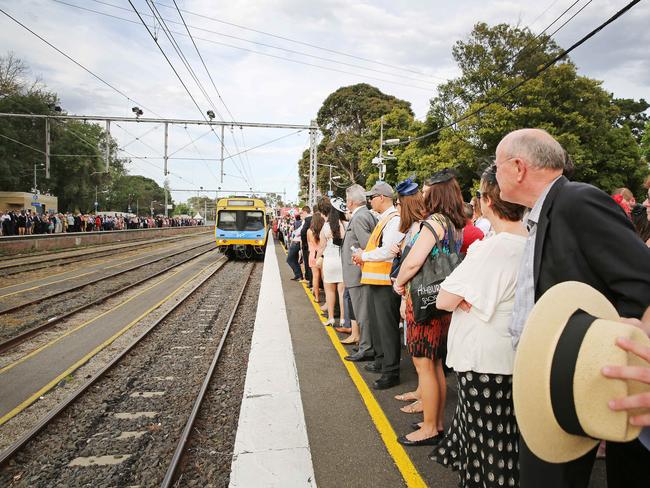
[299, 23, 649, 200]
[0, 52, 173, 213]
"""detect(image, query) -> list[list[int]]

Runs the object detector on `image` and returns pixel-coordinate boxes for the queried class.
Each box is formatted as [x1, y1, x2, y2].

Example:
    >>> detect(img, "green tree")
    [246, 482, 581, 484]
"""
[173, 203, 191, 215]
[0, 52, 131, 211]
[298, 83, 414, 195]
[427, 23, 649, 196]
[108, 174, 166, 216]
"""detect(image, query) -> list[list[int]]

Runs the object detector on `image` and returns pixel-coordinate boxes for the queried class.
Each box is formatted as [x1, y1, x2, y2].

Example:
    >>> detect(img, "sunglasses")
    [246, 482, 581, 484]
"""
[368, 194, 381, 200]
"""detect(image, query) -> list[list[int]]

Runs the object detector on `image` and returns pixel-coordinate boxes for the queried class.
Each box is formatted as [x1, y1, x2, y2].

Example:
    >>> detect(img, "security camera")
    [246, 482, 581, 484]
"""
[206, 110, 215, 120]
[386, 150, 394, 156]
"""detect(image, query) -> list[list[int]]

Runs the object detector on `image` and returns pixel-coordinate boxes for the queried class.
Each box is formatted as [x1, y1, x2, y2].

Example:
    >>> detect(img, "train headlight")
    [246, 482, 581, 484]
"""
[256, 240, 263, 244]
[219, 239, 227, 244]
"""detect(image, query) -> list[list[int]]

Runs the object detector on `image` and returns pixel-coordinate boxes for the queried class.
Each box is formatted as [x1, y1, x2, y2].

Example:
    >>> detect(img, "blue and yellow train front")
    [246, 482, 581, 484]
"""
[214, 198, 268, 259]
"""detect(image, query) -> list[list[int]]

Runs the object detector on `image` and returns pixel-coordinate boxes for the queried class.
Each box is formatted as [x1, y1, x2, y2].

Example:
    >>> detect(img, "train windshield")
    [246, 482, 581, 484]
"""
[217, 210, 265, 231]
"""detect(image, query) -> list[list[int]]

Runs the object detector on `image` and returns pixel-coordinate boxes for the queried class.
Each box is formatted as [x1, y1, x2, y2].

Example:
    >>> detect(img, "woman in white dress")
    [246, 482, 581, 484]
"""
[316, 197, 347, 327]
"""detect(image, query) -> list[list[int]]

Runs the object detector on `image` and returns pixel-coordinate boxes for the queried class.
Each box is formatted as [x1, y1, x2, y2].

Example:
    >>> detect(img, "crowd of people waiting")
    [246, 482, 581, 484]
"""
[0, 209, 204, 236]
[277, 128, 650, 488]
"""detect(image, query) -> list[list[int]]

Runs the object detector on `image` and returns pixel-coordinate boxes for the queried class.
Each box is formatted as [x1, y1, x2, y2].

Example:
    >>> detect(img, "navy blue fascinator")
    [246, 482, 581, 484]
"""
[395, 178, 419, 196]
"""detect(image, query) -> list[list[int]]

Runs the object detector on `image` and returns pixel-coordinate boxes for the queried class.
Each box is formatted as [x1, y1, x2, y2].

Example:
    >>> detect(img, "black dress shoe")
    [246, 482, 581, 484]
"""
[364, 362, 381, 372]
[372, 374, 400, 390]
[345, 352, 374, 362]
[290, 276, 303, 281]
[352, 347, 359, 353]
[397, 432, 442, 447]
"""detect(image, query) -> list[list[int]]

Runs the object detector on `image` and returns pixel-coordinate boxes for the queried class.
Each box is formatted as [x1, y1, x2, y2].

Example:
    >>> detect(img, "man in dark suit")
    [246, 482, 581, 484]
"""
[299, 206, 312, 284]
[341, 184, 378, 361]
[496, 128, 650, 488]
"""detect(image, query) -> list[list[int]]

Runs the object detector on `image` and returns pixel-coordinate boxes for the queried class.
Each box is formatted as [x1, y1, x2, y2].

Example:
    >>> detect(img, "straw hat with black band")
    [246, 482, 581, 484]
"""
[513, 281, 650, 463]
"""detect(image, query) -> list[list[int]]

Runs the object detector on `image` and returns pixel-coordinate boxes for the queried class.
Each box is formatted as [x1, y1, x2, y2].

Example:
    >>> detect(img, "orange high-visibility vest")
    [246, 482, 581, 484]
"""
[360, 210, 399, 286]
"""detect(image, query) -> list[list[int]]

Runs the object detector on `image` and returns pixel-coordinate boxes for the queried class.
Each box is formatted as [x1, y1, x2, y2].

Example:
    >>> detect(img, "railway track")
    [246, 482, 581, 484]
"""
[0, 230, 212, 277]
[0, 241, 219, 354]
[0, 237, 216, 316]
[0, 260, 257, 487]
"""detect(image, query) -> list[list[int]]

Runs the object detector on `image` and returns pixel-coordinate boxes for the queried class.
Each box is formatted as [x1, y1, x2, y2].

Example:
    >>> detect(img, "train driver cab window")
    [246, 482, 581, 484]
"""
[244, 211, 264, 231]
[217, 211, 237, 230]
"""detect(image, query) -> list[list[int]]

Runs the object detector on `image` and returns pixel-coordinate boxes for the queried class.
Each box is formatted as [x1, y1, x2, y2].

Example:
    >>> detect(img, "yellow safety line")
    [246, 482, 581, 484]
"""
[0, 258, 221, 426]
[0, 270, 96, 299]
[298, 275, 427, 488]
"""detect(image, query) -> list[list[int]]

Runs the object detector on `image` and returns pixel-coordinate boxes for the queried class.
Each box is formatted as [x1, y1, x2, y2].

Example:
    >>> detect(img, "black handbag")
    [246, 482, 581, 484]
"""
[409, 216, 463, 323]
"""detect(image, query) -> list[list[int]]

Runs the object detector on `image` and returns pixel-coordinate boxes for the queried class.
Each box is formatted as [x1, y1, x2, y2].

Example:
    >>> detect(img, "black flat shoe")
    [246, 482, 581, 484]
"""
[364, 362, 381, 372]
[345, 353, 374, 362]
[372, 374, 400, 390]
[410, 422, 445, 432]
[397, 433, 442, 447]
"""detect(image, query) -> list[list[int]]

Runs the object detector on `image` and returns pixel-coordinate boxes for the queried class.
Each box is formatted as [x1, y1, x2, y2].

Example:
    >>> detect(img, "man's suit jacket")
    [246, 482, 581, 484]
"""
[535, 176, 650, 318]
[300, 215, 312, 250]
[341, 207, 377, 288]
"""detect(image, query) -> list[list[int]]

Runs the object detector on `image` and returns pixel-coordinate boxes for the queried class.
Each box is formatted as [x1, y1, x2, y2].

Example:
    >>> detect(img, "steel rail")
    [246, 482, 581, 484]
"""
[0, 239, 215, 315]
[160, 261, 255, 487]
[0, 244, 223, 354]
[0, 253, 229, 467]
[0, 231, 212, 276]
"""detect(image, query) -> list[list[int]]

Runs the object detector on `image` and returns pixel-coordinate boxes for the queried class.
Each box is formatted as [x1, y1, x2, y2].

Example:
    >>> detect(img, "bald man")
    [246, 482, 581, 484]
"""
[496, 128, 650, 488]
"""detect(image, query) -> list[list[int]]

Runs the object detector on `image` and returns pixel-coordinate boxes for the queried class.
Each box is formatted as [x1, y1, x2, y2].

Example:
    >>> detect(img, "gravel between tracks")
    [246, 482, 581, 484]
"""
[0, 260, 260, 487]
[0, 236, 215, 342]
[173, 263, 262, 488]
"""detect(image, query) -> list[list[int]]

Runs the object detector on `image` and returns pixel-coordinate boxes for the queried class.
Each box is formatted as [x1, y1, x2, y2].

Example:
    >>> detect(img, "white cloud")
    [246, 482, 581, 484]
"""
[1, 0, 648, 203]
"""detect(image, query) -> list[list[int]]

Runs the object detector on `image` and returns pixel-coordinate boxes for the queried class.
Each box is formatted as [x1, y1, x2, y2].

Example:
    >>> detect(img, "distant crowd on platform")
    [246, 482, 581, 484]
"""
[0, 209, 204, 236]
[277, 128, 650, 488]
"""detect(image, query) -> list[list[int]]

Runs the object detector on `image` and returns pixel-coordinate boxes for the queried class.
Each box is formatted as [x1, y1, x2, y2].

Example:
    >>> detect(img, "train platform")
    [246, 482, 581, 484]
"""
[229, 238, 608, 488]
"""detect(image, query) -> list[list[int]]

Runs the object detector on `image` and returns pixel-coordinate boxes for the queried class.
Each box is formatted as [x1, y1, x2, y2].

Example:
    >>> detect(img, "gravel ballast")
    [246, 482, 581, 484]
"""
[0, 260, 261, 487]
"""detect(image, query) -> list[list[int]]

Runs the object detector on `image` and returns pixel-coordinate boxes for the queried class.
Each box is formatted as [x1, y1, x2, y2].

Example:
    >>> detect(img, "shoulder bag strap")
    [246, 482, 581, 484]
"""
[420, 219, 443, 254]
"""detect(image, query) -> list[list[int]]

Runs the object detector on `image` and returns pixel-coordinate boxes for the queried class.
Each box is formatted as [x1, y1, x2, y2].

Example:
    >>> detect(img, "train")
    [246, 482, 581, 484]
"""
[214, 197, 269, 259]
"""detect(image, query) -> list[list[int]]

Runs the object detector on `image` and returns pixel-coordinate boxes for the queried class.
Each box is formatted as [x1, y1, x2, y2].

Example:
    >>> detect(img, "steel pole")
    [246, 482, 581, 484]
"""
[104, 120, 111, 172]
[219, 125, 224, 184]
[45, 118, 50, 179]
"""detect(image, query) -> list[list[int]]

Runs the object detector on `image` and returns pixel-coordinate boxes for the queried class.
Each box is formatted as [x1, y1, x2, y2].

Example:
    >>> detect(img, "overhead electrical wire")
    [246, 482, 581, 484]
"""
[170, 0, 256, 186]
[0, 7, 162, 118]
[50, 0, 435, 92]
[82, 0, 439, 86]
[144, 0, 255, 187]
[152, 0, 441, 80]
[397, 0, 642, 146]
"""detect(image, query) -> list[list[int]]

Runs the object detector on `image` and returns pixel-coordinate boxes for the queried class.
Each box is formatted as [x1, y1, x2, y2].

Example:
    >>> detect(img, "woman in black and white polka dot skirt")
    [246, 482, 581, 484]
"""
[430, 165, 527, 487]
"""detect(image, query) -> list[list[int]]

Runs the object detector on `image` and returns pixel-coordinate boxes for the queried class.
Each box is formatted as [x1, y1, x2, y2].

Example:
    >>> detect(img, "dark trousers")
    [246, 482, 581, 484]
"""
[301, 244, 312, 282]
[519, 436, 596, 488]
[286, 242, 303, 279]
[368, 285, 401, 375]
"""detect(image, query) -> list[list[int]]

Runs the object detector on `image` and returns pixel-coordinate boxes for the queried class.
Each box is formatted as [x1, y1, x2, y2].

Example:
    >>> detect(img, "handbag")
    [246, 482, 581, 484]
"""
[409, 216, 463, 323]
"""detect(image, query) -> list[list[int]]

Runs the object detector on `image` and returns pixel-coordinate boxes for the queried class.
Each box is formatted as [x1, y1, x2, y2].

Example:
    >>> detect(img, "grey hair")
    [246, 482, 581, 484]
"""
[346, 184, 366, 204]
[503, 129, 565, 171]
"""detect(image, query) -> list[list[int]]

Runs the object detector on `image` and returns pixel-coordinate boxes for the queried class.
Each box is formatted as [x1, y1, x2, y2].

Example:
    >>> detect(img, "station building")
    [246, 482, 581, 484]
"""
[0, 191, 58, 214]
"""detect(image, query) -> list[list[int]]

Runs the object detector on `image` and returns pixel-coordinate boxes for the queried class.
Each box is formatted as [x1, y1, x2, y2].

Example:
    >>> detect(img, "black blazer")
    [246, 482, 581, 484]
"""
[535, 176, 650, 318]
[300, 215, 312, 249]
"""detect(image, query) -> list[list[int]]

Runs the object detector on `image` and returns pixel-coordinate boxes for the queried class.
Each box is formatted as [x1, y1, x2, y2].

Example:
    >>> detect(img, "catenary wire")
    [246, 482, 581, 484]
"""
[49, 0, 435, 92]
[0, 8, 163, 118]
[80, 0, 440, 86]
[396, 0, 642, 146]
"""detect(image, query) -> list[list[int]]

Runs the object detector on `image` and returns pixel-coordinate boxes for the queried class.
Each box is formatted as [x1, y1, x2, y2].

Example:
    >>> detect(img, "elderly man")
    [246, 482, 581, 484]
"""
[496, 128, 650, 488]
[341, 184, 378, 361]
[353, 181, 404, 390]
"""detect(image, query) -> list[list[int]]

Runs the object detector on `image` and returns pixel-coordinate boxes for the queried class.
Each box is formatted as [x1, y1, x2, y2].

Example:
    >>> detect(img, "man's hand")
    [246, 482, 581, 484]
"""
[389, 243, 401, 258]
[352, 250, 364, 267]
[602, 336, 650, 426]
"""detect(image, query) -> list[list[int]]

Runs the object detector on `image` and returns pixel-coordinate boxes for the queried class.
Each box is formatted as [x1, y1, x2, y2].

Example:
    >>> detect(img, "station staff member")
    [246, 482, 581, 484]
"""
[353, 181, 403, 390]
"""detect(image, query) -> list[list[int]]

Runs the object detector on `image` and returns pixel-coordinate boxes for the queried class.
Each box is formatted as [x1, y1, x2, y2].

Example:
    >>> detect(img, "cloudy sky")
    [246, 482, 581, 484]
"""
[1, 0, 648, 203]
